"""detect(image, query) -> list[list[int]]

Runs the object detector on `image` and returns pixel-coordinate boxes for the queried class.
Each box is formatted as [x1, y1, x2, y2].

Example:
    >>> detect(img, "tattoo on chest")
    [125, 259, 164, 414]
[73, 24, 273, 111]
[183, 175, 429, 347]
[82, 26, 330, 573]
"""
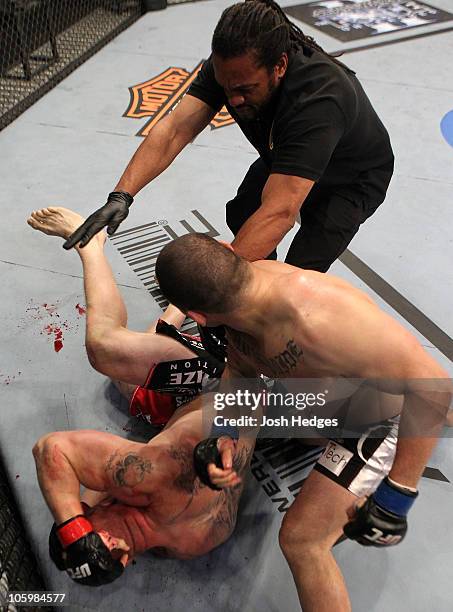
[210, 444, 253, 534]
[266, 339, 304, 375]
[227, 329, 257, 361]
[232, 446, 250, 476]
[167, 446, 205, 495]
[227, 329, 304, 376]
[105, 450, 153, 488]
[156, 445, 206, 525]
[212, 485, 242, 534]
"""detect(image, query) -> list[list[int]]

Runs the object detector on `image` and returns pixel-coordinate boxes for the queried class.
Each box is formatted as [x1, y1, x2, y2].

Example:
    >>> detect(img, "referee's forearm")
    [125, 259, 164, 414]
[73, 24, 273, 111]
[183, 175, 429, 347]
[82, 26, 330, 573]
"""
[231, 208, 294, 261]
[115, 116, 188, 197]
[390, 385, 451, 487]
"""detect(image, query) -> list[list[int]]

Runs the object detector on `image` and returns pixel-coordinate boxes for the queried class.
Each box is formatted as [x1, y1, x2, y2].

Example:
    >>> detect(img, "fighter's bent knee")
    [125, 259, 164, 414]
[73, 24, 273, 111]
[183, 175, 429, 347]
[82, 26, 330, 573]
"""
[279, 513, 329, 561]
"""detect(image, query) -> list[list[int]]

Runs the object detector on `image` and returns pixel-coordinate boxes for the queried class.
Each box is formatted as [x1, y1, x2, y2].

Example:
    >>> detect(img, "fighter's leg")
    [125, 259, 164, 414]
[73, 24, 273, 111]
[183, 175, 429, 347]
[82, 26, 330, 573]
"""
[280, 419, 398, 611]
[225, 158, 277, 260]
[27, 207, 100, 243]
[27, 206, 127, 330]
[28, 207, 191, 385]
[279, 470, 355, 612]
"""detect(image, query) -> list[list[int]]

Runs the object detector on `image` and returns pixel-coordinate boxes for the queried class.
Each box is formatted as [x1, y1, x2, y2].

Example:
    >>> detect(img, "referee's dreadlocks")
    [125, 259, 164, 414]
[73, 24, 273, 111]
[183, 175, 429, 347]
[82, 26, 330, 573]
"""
[212, 0, 346, 71]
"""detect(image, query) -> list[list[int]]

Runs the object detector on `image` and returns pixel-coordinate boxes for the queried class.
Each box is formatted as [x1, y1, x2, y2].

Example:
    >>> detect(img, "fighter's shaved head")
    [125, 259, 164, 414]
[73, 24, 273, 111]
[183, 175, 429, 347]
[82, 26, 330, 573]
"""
[155, 233, 251, 314]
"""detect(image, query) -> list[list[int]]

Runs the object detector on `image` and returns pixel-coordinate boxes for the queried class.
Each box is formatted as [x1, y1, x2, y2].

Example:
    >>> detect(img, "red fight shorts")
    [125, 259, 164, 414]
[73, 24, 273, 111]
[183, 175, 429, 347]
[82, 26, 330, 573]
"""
[129, 387, 176, 427]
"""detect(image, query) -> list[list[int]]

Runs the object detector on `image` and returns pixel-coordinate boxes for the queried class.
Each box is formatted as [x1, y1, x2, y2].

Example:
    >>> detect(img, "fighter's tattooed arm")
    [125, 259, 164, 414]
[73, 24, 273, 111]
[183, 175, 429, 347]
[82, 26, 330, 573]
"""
[33, 430, 158, 524]
[105, 450, 153, 488]
[212, 485, 242, 535]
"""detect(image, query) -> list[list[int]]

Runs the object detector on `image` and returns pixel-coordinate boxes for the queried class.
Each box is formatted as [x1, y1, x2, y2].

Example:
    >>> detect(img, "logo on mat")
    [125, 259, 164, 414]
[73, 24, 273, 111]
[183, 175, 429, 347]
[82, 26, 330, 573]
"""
[285, 1, 453, 42]
[441, 110, 453, 149]
[124, 62, 235, 137]
[317, 441, 353, 475]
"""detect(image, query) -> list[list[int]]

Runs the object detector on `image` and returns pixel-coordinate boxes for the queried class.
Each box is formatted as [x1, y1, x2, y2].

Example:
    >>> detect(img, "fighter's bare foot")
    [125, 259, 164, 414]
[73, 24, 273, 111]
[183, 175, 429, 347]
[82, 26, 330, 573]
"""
[27, 207, 105, 245]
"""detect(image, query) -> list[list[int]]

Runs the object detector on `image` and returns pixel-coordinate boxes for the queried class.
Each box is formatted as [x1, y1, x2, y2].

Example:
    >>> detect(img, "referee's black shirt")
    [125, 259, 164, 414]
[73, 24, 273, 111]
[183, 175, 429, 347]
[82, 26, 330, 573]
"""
[188, 49, 394, 201]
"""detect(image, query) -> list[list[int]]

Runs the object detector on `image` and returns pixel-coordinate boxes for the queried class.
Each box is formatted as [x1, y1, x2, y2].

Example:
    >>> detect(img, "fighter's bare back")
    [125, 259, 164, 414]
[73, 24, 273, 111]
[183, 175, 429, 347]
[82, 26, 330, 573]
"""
[225, 260, 435, 387]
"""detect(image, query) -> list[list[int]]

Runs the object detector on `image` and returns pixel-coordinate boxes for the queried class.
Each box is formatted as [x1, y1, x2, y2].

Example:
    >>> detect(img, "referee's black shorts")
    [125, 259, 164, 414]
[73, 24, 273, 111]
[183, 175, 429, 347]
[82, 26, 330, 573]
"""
[225, 157, 393, 272]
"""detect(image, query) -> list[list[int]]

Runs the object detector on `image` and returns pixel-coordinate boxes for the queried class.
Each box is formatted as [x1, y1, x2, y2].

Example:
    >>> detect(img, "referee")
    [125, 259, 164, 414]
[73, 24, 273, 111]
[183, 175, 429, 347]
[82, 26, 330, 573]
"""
[64, 0, 394, 273]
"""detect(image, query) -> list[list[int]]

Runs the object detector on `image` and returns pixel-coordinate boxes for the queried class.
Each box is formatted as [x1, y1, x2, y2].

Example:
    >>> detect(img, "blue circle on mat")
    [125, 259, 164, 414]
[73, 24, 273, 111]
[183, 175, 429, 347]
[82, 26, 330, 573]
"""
[440, 111, 453, 148]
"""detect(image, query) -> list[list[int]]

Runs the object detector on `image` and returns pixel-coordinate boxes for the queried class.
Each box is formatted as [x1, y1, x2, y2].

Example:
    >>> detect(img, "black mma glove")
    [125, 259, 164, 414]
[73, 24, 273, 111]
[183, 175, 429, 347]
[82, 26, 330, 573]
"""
[63, 191, 133, 250]
[194, 415, 240, 490]
[344, 477, 418, 547]
[49, 522, 66, 571]
[56, 514, 124, 586]
[193, 438, 225, 491]
[49, 502, 92, 572]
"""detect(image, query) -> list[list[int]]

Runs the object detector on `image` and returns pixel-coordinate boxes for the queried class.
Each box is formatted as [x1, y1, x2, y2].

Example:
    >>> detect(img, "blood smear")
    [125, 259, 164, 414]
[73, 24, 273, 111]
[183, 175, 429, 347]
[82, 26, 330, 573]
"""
[75, 303, 87, 315]
[25, 299, 86, 353]
[44, 324, 64, 352]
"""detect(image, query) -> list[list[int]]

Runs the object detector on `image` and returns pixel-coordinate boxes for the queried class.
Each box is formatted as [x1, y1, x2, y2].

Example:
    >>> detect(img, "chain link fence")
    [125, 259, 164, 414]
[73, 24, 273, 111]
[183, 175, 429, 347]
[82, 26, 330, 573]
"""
[0, 462, 48, 612]
[0, 0, 143, 131]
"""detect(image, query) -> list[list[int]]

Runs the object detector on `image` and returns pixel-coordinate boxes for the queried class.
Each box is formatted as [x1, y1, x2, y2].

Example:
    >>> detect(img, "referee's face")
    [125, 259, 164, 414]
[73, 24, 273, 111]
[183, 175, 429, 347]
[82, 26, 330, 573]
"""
[213, 51, 287, 120]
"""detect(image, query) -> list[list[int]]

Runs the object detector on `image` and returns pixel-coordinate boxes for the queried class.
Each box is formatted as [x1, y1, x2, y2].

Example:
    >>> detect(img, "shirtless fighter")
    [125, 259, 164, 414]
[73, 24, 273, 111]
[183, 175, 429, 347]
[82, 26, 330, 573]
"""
[28, 207, 250, 586]
[33, 400, 253, 586]
[154, 233, 452, 612]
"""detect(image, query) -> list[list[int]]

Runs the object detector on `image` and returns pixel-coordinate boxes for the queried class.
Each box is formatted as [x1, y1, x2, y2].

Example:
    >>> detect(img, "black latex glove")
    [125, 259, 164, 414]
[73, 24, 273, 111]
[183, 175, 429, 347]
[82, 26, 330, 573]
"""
[63, 191, 133, 249]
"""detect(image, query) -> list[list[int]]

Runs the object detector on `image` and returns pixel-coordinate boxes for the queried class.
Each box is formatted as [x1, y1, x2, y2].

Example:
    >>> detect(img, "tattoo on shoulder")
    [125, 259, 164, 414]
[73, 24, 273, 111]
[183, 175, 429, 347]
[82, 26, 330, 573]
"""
[226, 329, 256, 360]
[105, 450, 153, 488]
[167, 446, 205, 495]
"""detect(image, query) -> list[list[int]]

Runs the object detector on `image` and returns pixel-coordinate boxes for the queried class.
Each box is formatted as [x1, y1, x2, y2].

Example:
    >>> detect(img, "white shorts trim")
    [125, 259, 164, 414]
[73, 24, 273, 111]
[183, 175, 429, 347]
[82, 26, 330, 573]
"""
[348, 417, 399, 497]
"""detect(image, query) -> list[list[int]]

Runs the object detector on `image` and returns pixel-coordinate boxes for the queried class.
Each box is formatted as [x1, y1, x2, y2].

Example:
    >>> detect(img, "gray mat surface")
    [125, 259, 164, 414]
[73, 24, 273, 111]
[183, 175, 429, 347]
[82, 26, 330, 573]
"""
[1, 1, 452, 610]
